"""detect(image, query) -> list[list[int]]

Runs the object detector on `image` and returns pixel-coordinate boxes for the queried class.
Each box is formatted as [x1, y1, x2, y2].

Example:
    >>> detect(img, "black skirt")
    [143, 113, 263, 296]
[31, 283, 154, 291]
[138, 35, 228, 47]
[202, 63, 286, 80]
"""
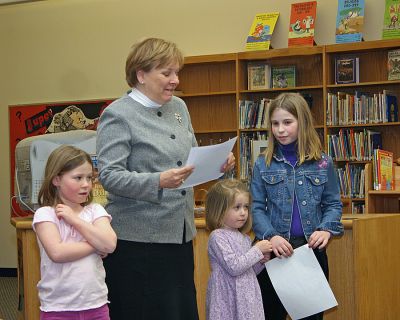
[104, 239, 199, 320]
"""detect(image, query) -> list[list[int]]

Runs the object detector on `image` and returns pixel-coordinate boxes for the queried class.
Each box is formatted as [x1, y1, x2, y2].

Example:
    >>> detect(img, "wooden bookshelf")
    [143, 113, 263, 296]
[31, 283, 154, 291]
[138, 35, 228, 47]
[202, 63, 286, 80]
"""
[177, 53, 239, 201]
[179, 39, 400, 212]
[325, 39, 400, 213]
[365, 163, 400, 213]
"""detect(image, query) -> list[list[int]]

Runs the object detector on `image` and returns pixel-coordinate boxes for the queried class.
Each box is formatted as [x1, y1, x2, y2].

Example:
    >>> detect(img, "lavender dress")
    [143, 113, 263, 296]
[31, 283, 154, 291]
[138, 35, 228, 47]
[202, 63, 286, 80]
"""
[206, 228, 265, 320]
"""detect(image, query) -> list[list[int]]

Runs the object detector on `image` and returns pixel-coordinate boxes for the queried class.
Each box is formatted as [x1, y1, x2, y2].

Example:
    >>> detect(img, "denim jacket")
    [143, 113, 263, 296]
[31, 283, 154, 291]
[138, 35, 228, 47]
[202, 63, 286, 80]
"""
[250, 149, 343, 240]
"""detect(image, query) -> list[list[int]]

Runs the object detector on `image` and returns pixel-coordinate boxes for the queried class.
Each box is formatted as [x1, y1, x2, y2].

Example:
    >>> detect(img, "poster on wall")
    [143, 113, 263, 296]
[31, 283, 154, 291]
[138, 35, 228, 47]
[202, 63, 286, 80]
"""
[9, 99, 114, 217]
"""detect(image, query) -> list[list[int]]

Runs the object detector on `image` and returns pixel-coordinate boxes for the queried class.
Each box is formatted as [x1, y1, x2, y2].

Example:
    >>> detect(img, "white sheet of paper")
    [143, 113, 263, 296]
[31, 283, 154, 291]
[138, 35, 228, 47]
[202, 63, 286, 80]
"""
[178, 137, 237, 189]
[265, 244, 338, 320]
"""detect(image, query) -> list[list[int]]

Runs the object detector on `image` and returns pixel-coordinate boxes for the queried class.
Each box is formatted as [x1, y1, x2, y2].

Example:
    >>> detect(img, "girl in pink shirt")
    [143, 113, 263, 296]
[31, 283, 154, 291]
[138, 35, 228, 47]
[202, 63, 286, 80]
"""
[32, 145, 117, 320]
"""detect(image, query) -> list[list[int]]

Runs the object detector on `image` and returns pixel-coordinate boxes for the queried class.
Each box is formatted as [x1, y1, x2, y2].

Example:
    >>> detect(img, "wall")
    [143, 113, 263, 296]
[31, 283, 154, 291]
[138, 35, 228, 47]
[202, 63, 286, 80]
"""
[0, 0, 385, 267]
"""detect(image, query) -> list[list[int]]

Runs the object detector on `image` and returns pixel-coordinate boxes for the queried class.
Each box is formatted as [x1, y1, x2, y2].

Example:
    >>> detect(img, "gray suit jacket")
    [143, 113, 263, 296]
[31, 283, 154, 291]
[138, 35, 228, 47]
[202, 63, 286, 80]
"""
[96, 94, 197, 243]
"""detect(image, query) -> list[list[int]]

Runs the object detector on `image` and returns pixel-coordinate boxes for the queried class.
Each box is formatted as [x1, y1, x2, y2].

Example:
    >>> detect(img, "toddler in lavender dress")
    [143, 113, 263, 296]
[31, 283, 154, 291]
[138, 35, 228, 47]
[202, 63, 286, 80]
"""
[205, 179, 272, 320]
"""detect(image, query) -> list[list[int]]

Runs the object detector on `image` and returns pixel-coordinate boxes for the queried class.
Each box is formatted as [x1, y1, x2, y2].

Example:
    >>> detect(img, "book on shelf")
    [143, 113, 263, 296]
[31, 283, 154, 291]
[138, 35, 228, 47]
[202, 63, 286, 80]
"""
[335, 0, 365, 43]
[288, 1, 317, 47]
[351, 202, 365, 214]
[383, 89, 399, 122]
[239, 99, 271, 129]
[327, 128, 382, 161]
[367, 130, 383, 159]
[382, 0, 400, 39]
[240, 132, 267, 180]
[373, 149, 395, 191]
[387, 48, 400, 80]
[247, 62, 271, 90]
[327, 90, 398, 125]
[335, 56, 359, 84]
[271, 65, 296, 88]
[245, 12, 280, 51]
[336, 163, 365, 198]
[299, 92, 313, 109]
[251, 139, 269, 167]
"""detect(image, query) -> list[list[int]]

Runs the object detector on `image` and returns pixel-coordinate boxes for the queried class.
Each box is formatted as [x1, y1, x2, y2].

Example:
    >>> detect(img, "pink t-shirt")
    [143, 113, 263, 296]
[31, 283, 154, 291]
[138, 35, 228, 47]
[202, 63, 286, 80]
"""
[32, 203, 111, 312]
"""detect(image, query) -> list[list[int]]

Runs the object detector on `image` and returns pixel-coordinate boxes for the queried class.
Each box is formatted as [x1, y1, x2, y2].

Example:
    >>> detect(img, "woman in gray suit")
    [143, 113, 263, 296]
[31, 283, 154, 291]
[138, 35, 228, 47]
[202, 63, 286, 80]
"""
[96, 37, 234, 320]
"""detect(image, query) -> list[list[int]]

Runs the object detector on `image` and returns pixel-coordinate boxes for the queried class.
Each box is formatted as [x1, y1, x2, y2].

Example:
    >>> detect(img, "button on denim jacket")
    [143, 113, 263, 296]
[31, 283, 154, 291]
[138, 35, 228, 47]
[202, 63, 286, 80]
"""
[250, 149, 344, 240]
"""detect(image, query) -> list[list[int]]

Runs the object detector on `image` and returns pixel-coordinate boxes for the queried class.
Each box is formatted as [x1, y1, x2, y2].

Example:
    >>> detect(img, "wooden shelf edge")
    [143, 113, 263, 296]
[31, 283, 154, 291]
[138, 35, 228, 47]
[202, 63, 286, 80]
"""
[177, 91, 236, 98]
[325, 39, 400, 53]
[238, 46, 323, 60]
[195, 129, 238, 134]
[184, 53, 237, 64]
[240, 85, 323, 93]
[327, 122, 400, 128]
[327, 80, 400, 88]
[341, 198, 365, 202]
[368, 190, 400, 195]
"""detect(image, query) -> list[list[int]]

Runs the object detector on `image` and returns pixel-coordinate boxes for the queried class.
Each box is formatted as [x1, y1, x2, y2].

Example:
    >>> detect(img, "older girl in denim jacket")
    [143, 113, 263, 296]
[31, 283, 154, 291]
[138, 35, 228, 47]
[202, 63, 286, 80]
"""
[250, 92, 343, 320]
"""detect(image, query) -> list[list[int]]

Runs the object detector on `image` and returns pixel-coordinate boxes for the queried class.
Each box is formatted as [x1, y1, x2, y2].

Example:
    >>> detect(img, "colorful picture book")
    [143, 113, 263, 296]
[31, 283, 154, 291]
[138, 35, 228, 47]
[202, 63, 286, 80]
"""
[382, 0, 400, 39]
[373, 149, 394, 190]
[247, 62, 271, 90]
[335, 0, 365, 43]
[271, 66, 296, 88]
[387, 48, 400, 80]
[245, 12, 280, 51]
[288, 1, 317, 47]
[335, 56, 359, 84]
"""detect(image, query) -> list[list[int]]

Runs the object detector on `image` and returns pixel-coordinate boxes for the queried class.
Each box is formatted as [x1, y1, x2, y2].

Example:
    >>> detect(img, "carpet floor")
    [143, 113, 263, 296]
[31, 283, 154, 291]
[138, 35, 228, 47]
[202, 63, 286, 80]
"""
[0, 277, 17, 320]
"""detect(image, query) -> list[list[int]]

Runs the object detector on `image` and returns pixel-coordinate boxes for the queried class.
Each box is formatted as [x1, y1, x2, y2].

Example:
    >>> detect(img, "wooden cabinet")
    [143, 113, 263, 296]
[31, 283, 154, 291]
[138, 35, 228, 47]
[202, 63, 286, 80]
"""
[11, 218, 40, 320]
[179, 39, 400, 213]
[14, 215, 400, 320]
[195, 215, 400, 320]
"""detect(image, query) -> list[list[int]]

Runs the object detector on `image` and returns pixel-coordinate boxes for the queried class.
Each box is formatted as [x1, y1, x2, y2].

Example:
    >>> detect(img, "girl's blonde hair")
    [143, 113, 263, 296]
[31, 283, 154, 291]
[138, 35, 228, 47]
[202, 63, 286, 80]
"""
[264, 92, 322, 166]
[125, 37, 184, 87]
[38, 145, 94, 207]
[205, 179, 252, 234]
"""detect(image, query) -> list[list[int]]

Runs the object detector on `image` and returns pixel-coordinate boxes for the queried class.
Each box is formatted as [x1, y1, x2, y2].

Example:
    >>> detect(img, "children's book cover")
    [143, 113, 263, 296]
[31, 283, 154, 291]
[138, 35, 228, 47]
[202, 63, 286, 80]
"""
[271, 66, 296, 88]
[382, 0, 400, 39]
[288, 1, 317, 47]
[335, 0, 365, 43]
[245, 12, 279, 51]
[374, 149, 394, 190]
[387, 49, 400, 80]
[335, 56, 359, 84]
[247, 62, 271, 90]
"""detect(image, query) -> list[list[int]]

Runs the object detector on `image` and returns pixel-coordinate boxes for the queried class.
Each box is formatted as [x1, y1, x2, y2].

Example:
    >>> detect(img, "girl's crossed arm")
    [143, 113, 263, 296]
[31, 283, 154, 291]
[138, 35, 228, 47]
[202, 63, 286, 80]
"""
[35, 222, 96, 263]
[55, 204, 117, 254]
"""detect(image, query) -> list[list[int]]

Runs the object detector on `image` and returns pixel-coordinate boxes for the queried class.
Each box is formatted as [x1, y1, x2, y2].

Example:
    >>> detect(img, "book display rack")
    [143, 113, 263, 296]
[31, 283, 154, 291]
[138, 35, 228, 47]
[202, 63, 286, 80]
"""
[177, 39, 400, 214]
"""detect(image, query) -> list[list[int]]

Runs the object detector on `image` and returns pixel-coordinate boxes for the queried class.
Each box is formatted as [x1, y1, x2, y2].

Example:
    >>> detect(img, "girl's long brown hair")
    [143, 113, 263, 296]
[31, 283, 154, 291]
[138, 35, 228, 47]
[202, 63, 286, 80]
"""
[38, 145, 94, 207]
